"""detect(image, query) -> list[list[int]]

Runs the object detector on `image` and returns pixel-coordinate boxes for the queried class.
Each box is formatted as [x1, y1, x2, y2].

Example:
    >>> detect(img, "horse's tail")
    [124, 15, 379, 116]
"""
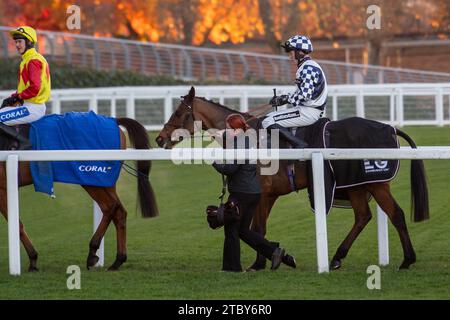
[117, 118, 159, 218]
[396, 129, 429, 222]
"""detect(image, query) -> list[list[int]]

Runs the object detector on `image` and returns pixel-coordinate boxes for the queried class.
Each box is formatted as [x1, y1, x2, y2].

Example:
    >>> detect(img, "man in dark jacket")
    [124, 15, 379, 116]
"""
[212, 114, 296, 272]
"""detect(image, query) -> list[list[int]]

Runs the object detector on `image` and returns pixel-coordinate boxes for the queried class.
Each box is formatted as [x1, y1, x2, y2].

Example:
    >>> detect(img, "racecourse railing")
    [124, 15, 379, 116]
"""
[2, 147, 450, 275]
[2, 26, 450, 85]
[1, 83, 450, 129]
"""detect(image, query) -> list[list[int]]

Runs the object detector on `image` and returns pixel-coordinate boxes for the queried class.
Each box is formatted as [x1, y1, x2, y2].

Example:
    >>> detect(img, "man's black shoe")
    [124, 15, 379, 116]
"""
[282, 254, 297, 268]
[271, 247, 285, 270]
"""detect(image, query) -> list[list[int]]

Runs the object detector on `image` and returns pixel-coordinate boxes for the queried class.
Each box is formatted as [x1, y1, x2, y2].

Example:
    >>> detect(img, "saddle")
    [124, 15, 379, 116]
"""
[0, 124, 31, 150]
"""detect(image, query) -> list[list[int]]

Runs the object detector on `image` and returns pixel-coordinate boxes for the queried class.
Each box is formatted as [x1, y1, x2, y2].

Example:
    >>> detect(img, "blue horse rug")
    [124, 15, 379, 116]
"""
[29, 111, 122, 196]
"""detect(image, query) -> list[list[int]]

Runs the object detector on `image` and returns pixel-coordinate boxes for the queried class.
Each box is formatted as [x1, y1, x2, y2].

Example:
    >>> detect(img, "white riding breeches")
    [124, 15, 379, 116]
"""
[262, 106, 324, 128]
[0, 103, 46, 125]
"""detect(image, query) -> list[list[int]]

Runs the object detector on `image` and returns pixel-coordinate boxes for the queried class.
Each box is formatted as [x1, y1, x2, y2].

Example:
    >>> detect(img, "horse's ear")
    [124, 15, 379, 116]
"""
[189, 86, 195, 98]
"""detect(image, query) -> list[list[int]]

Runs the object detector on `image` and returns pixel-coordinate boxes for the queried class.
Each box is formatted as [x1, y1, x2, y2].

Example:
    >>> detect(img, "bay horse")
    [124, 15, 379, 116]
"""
[156, 86, 429, 271]
[0, 116, 159, 272]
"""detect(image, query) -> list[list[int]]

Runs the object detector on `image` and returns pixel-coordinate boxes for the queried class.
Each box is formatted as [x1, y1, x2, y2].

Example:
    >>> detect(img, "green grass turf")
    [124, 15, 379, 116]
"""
[1, 127, 450, 299]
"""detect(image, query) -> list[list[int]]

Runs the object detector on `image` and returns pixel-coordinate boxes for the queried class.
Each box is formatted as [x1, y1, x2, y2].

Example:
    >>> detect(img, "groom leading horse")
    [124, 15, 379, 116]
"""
[156, 86, 429, 271]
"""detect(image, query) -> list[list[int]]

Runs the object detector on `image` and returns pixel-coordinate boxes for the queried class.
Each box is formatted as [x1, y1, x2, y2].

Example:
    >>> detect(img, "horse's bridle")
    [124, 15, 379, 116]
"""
[160, 96, 199, 141]
[162, 96, 261, 139]
[180, 98, 194, 120]
[180, 96, 205, 133]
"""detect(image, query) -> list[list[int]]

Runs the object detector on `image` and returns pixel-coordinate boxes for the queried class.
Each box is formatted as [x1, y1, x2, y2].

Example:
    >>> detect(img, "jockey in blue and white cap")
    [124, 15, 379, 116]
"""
[262, 35, 328, 148]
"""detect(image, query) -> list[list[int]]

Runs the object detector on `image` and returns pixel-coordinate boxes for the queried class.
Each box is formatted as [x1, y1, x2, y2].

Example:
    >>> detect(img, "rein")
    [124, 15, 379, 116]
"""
[163, 96, 264, 140]
[194, 97, 262, 130]
[122, 163, 148, 179]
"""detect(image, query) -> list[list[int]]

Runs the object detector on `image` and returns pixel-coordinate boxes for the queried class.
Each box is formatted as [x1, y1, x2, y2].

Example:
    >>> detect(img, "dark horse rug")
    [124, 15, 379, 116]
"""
[300, 117, 400, 214]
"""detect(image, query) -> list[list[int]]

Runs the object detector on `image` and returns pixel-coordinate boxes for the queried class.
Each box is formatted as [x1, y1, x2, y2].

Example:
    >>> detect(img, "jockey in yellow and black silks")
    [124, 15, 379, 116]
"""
[0, 26, 51, 149]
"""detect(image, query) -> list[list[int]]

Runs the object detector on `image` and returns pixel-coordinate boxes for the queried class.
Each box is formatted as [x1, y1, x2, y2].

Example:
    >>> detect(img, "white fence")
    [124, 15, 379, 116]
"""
[1, 84, 450, 130]
[2, 147, 450, 275]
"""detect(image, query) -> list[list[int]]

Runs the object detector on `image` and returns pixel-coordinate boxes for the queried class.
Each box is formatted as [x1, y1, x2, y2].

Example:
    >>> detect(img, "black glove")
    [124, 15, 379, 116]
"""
[1, 95, 23, 108]
[269, 94, 289, 107]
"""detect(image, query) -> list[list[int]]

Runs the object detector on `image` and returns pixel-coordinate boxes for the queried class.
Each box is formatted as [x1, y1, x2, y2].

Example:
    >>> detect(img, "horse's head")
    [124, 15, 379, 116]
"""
[156, 86, 254, 148]
[156, 86, 197, 149]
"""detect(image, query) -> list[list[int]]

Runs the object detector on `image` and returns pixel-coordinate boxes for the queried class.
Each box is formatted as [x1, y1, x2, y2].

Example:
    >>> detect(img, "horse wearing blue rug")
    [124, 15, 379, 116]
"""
[0, 111, 159, 272]
[29, 112, 123, 196]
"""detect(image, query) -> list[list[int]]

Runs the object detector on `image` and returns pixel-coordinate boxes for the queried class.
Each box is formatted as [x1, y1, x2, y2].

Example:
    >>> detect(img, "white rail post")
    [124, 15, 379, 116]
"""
[332, 95, 338, 121]
[52, 96, 61, 114]
[448, 93, 450, 123]
[389, 92, 395, 124]
[164, 93, 173, 123]
[126, 92, 135, 119]
[396, 88, 404, 127]
[377, 205, 389, 266]
[7, 155, 21, 275]
[436, 88, 444, 127]
[311, 152, 329, 273]
[89, 94, 98, 113]
[110, 97, 116, 118]
[93, 202, 105, 267]
[356, 90, 365, 118]
[240, 92, 249, 112]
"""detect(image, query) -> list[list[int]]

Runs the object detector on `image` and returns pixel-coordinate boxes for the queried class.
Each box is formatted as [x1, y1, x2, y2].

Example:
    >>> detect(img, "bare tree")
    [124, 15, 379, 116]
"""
[178, 0, 200, 45]
[258, 0, 280, 52]
[258, 0, 302, 53]
[154, 0, 201, 45]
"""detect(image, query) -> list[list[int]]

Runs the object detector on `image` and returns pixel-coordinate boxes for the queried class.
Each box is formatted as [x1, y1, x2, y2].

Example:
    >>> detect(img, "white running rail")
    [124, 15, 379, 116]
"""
[1, 83, 450, 130]
[1, 147, 447, 275]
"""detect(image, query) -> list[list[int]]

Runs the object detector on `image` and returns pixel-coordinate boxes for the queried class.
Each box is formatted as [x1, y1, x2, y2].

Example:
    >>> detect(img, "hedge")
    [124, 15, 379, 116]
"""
[0, 58, 186, 90]
[0, 58, 274, 91]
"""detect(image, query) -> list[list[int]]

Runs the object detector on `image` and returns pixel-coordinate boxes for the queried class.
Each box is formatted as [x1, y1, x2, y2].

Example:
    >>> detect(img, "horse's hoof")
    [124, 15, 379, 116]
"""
[398, 262, 411, 270]
[106, 254, 127, 271]
[86, 255, 99, 269]
[28, 266, 39, 272]
[330, 259, 341, 270]
[398, 257, 415, 270]
[107, 265, 119, 271]
[283, 254, 297, 269]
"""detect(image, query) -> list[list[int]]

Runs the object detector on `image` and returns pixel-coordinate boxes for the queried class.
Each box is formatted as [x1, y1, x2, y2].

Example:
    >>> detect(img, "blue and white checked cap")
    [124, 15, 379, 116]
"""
[282, 35, 313, 53]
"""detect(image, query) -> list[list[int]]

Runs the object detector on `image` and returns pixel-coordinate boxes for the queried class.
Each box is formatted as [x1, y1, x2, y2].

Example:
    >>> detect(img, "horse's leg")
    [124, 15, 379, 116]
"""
[367, 183, 416, 269]
[0, 188, 39, 272]
[330, 187, 372, 270]
[82, 186, 119, 269]
[107, 198, 128, 271]
[19, 221, 39, 272]
[247, 194, 277, 271]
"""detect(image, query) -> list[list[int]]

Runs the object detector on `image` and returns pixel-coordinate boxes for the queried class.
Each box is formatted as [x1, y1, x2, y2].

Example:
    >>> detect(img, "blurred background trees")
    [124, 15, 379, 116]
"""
[1, 0, 449, 65]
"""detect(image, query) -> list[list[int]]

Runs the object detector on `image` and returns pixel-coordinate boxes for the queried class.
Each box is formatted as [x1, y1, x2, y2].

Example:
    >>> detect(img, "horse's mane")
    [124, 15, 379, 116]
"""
[194, 96, 259, 126]
[195, 96, 244, 115]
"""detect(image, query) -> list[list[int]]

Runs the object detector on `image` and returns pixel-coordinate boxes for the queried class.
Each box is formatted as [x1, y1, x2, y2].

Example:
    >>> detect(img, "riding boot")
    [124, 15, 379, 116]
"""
[0, 123, 31, 150]
[267, 123, 308, 148]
